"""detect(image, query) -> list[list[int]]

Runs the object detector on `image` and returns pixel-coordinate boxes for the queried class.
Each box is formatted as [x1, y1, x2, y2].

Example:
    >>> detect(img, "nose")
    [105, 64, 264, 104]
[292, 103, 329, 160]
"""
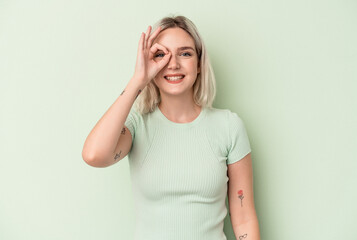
[167, 54, 180, 69]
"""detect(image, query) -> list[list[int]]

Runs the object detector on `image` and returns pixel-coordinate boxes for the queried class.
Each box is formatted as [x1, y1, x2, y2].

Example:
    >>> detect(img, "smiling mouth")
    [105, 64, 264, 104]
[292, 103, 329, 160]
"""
[164, 75, 185, 81]
[164, 76, 185, 84]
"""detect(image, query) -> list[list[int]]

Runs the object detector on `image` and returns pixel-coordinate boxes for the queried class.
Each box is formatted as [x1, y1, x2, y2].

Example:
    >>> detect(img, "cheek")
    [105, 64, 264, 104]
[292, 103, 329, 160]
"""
[186, 59, 198, 69]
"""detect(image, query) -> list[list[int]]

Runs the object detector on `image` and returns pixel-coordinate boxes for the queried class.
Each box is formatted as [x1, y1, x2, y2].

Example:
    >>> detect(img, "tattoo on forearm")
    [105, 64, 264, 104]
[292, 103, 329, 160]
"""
[239, 234, 247, 239]
[114, 150, 122, 161]
[121, 127, 126, 135]
[135, 89, 142, 99]
[238, 190, 244, 207]
[121, 88, 141, 99]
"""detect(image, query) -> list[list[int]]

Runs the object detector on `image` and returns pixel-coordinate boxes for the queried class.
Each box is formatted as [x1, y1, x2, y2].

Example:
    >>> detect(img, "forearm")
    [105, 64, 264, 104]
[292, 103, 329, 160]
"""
[82, 78, 142, 165]
[232, 217, 260, 240]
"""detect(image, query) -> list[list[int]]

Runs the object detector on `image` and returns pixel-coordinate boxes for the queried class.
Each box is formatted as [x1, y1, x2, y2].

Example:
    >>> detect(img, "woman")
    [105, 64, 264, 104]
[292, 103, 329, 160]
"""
[82, 14, 260, 240]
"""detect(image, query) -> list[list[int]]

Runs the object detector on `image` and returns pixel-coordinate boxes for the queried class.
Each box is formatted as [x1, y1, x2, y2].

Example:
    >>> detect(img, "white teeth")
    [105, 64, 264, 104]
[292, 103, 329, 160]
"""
[165, 76, 184, 81]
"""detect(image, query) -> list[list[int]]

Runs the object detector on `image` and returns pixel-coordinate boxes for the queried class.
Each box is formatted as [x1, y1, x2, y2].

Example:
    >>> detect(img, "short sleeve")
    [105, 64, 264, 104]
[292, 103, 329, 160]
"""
[226, 111, 252, 165]
[124, 107, 141, 144]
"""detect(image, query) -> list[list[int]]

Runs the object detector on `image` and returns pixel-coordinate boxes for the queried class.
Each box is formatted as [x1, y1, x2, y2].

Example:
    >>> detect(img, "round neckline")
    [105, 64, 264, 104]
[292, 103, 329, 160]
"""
[155, 105, 206, 128]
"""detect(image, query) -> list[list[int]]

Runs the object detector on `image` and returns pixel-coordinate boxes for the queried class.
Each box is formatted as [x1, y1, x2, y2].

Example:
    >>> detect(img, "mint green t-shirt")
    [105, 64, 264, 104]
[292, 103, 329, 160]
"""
[124, 104, 251, 240]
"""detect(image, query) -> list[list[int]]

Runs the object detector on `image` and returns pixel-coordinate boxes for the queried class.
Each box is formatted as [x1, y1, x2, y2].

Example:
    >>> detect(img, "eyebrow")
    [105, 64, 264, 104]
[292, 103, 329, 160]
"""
[156, 46, 196, 53]
[177, 46, 195, 51]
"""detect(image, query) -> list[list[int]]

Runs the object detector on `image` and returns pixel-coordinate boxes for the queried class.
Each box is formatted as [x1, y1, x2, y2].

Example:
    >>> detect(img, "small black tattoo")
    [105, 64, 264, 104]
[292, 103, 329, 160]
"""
[238, 190, 244, 207]
[121, 127, 126, 135]
[239, 234, 247, 240]
[135, 89, 142, 99]
[120, 89, 125, 96]
[114, 150, 122, 161]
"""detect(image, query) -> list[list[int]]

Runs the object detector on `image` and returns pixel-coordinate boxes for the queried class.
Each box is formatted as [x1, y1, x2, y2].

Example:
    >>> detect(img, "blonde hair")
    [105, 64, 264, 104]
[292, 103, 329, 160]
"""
[134, 14, 216, 114]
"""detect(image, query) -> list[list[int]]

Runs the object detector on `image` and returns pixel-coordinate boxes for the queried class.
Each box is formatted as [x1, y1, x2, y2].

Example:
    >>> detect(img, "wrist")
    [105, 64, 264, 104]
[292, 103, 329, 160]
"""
[128, 78, 143, 89]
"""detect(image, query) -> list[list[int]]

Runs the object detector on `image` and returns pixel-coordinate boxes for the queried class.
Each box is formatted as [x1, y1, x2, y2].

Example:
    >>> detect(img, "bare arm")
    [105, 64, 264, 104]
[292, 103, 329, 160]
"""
[81, 79, 142, 167]
[227, 153, 261, 240]
[81, 25, 172, 168]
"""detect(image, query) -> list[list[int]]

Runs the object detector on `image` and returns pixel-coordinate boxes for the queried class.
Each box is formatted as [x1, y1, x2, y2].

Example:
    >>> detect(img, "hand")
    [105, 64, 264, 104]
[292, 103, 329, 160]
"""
[132, 25, 171, 88]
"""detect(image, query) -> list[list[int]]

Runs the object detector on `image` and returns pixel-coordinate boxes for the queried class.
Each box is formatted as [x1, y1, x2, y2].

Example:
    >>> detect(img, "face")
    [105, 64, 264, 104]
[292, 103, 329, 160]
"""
[152, 27, 201, 96]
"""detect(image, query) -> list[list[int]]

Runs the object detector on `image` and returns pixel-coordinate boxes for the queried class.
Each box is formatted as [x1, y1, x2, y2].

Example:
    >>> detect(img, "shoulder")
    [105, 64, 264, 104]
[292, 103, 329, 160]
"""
[205, 106, 242, 123]
[205, 106, 228, 119]
[126, 106, 153, 124]
[203, 107, 240, 162]
[205, 107, 247, 140]
[203, 106, 241, 140]
[125, 107, 148, 136]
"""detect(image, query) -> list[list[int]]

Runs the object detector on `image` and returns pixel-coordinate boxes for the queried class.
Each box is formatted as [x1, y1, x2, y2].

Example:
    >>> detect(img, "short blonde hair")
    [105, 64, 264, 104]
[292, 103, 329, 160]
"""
[134, 14, 216, 114]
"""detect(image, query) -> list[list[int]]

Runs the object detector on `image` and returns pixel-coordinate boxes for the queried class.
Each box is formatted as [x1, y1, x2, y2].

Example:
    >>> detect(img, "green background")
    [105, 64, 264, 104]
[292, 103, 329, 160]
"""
[1, 0, 356, 239]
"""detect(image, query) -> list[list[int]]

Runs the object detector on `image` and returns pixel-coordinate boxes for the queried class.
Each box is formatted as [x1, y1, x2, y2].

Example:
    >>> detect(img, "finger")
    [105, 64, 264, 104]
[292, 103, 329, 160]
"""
[137, 32, 144, 60]
[144, 25, 151, 49]
[149, 43, 169, 55]
[148, 43, 169, 59]
[138, 32, 144, 52]
[147, 26, 162, 49]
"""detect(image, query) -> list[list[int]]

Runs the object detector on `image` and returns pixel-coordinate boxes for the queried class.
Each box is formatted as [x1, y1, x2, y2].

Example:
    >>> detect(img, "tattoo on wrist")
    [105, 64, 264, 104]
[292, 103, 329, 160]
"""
[135, 89, 142, 99]
[114, 150, 122, 161]
[238, 190, 244, 207]
[239, 233, 247, 239]
[121, 127, 126, 135]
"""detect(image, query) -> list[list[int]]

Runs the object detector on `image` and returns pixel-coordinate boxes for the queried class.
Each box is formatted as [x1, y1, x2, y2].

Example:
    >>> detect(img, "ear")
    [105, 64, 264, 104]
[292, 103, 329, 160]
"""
[197, 62, 201, 74]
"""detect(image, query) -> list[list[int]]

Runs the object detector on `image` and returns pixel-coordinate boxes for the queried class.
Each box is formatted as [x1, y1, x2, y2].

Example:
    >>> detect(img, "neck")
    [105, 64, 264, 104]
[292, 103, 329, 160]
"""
[158, 90, 202, 123]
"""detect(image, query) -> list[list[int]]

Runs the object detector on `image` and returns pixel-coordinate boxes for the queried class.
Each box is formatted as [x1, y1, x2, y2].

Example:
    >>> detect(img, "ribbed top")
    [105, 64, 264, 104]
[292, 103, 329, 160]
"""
[124, 105, 251, 240]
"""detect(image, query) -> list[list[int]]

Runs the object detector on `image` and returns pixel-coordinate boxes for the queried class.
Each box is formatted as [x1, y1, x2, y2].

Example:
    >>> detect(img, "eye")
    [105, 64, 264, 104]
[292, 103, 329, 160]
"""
[181, 52, 192, 57]
[154, 53, 165, 58]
